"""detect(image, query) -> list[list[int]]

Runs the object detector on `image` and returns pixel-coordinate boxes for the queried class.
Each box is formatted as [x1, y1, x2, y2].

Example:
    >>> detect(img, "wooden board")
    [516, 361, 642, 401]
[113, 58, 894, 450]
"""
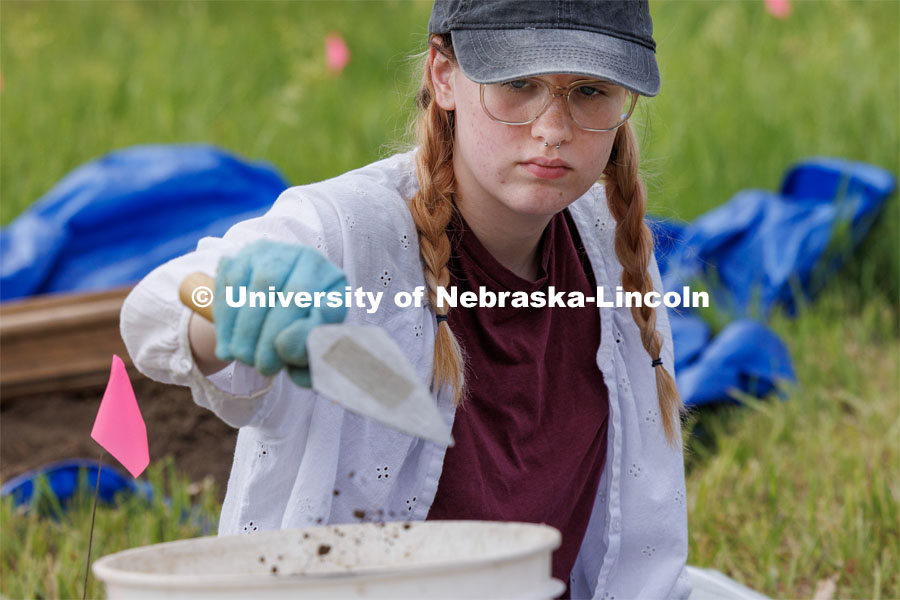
[0, 286, 139, 399]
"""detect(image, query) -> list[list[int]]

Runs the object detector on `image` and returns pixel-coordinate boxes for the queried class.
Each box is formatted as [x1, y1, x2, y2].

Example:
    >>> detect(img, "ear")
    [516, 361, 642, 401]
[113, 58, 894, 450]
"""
[429, 46, 457, 111]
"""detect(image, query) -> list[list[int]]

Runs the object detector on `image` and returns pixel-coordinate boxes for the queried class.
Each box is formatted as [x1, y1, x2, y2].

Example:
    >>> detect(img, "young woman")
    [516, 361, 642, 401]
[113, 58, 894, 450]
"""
[121, 2, 692, 598]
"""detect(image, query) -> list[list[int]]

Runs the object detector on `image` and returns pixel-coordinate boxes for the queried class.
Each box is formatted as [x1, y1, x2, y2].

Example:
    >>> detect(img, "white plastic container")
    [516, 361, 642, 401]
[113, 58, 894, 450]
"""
[93, 520, 565, 600]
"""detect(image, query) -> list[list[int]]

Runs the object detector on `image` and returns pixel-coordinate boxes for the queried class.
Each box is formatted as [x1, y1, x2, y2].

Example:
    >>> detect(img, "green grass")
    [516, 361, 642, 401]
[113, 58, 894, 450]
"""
[683, 285, 899, 599]
[1, 1, 898, 599]
[0, 457, 220, 600]
[0, 0, 433, 224]
[634, 0, 900, 302]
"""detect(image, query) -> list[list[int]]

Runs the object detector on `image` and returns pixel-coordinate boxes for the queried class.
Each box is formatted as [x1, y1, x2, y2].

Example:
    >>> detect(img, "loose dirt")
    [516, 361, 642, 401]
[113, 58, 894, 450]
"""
[1, 377, 236, 500]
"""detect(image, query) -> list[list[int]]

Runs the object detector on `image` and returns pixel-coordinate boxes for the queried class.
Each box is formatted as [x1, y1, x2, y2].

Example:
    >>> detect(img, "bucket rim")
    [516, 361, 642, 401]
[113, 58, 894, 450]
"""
[93, 520, 563, 590]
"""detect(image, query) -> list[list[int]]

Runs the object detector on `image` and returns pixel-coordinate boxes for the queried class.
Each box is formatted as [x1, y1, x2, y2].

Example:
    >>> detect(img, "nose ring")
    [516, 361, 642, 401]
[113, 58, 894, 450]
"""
[544, 142, 562, 149]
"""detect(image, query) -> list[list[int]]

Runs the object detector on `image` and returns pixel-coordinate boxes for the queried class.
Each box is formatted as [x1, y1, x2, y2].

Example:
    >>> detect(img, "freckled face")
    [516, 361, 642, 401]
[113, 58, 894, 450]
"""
[436, 58, 617, 225]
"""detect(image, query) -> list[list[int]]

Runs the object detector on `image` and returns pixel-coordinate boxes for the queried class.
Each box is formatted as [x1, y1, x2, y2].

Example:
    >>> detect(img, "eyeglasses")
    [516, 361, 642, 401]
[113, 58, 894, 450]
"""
[480, 78, 638, 132]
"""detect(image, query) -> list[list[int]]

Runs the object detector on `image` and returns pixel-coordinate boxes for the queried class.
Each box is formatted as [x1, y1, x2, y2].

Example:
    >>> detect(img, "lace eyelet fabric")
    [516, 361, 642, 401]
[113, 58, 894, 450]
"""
[122, 153, 689, 598]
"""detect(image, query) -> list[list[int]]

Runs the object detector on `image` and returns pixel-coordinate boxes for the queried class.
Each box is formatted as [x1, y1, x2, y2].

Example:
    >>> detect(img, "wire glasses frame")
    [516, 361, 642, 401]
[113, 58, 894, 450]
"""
[479, 78, 639, 132]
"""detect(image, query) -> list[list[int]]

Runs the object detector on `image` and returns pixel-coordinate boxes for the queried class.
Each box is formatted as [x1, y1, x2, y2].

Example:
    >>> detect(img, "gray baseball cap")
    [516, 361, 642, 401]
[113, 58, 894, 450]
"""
[428, 0, 660, 97]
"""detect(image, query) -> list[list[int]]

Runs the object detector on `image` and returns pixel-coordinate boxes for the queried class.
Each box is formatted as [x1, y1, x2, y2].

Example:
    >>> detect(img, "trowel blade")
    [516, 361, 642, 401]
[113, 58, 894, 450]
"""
[307, 325, 454, 447]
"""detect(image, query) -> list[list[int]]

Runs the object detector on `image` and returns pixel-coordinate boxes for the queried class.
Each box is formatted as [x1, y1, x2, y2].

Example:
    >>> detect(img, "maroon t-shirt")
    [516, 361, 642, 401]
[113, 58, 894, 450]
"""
[427, 208, 609, 597]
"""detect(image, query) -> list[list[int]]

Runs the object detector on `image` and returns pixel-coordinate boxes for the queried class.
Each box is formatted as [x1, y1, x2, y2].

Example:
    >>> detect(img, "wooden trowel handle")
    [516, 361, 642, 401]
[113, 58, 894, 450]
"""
[179, 272, 216, 323]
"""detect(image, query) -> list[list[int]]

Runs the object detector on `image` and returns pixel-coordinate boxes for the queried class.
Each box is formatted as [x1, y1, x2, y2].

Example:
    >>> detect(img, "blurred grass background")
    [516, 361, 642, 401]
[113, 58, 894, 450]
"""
[1, 1, 898, 598]
[0, 459, 220, 599]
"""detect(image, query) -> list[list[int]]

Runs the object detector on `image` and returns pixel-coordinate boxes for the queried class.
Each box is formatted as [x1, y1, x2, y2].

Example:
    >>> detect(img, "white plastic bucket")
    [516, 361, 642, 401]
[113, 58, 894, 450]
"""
[93, 520, 565, 599]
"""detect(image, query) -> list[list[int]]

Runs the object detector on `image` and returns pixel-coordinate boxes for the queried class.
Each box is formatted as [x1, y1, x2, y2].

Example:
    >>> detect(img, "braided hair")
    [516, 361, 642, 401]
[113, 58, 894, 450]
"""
[409, 34, 684, 446]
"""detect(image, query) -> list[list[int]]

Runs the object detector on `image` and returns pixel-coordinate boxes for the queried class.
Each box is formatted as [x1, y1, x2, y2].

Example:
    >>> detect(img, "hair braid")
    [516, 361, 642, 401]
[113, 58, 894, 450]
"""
[604, 121, 685, 447]
[409, 34, 467, 405]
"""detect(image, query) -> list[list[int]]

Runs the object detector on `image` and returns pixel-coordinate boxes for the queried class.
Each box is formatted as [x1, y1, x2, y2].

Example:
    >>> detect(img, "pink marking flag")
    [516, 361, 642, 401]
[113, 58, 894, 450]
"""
[90, 355, 149, 478]
[325, 33, 350, 74]
[764, 0, 792, 19]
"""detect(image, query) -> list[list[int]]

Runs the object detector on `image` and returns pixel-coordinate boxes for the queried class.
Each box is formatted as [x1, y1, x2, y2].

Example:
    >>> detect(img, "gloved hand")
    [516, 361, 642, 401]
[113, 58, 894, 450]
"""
[213, 240, 348, 387]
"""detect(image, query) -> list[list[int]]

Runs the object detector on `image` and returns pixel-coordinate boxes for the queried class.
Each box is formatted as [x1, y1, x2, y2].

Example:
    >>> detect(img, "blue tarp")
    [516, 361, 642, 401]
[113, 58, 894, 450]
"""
[0, 458, 153, 511]
[1, 147, 895, 408]
[674, 318, 796, 408]
[0, 145, 288, 301]
[651, 158, 894, 406]
[1, 458, 215, 531]
[658, 158, 896, 318]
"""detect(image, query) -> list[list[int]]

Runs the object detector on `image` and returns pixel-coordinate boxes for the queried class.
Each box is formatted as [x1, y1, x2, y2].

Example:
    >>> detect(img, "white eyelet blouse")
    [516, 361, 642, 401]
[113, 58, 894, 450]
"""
[120, 150, 692, 600]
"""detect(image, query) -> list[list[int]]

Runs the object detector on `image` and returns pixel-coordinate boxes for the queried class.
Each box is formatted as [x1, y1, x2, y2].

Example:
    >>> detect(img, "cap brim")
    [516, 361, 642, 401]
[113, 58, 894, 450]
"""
[450, 28, 660, 97]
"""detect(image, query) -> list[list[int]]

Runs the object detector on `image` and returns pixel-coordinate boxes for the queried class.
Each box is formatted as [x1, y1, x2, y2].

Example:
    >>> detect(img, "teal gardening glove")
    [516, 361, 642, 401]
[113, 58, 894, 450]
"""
[213, 240, 348, 387]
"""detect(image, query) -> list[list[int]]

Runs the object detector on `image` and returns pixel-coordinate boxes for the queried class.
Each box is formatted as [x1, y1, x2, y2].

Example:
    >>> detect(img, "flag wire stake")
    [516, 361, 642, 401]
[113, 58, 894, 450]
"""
[83, 450, 105, 600]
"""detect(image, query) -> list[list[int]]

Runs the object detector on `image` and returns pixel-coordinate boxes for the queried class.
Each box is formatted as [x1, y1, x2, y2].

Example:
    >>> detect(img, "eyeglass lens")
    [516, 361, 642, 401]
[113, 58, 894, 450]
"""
[482, 79, 635, 130]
